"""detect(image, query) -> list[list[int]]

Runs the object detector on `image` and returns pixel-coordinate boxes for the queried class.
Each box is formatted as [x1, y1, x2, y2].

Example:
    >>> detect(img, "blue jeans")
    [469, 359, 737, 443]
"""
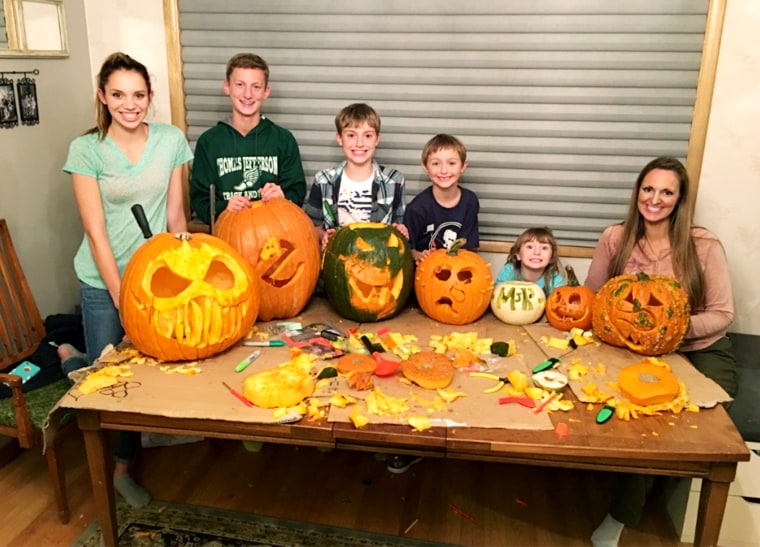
[71, 281, 137, 463]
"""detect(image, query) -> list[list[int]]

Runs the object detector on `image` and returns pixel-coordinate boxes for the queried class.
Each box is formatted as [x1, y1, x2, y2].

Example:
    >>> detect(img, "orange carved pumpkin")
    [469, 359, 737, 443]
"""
[214, 198, 321, 321]
[120, 232, 258, 361]
[414, 239, 494, 325]
[545, 265, 595, 331]
[592, 272, 690, 356]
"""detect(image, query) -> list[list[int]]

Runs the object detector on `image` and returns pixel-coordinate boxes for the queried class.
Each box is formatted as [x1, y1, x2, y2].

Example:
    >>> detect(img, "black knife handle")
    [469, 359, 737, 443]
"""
[130, 204, 153, 239]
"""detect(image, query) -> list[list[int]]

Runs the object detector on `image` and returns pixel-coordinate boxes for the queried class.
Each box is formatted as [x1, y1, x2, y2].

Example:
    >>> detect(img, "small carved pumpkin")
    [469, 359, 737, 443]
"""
[592, 272, 690, 356]
[545, 265, 595, 331]
[414, 239, 493, 325]
[491, 281, 546, 325]
[618, 359, 681, 406]
[215, 198, 321, 321]
[322, 222, 414, 322]
[120, 232, 258, 361]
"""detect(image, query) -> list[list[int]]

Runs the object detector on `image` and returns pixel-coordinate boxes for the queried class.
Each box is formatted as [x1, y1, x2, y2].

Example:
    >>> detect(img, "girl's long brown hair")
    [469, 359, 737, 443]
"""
[608, 156, 705, 309]
[86, 52, 151, 140]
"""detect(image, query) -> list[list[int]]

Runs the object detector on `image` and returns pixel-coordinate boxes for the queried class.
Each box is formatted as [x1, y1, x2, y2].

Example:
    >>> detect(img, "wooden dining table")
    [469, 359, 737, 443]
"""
[60, 298, 749, 547]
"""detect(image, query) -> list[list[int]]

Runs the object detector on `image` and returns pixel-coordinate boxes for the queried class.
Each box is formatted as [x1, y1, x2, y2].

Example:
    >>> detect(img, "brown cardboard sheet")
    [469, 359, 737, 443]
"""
[327, 309, 554, 430]
[58, 300, 555, 431]
[522, 322, 732, 408]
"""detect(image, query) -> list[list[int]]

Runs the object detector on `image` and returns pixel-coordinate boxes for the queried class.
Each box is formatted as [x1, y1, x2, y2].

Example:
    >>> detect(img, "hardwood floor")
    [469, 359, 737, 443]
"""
[0, 433, 687, 546]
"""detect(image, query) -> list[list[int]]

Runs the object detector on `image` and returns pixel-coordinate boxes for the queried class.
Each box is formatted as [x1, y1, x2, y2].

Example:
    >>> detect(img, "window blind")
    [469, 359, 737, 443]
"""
[176, 0, 710, 247]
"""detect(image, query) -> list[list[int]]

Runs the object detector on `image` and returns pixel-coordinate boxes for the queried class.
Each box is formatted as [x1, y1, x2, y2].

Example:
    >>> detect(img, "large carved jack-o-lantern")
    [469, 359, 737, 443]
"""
[414, 239, 494, 325]
[592, 272, 691, 356]
[545, 265, 595, 331]
[215, 198, 321, 321]
[120, 232, 259, 361]
[322, 222, 413, 322]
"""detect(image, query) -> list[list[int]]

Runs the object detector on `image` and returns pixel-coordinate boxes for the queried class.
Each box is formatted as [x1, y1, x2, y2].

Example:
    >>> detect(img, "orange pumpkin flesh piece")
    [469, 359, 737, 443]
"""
[618, 361, 680, 406]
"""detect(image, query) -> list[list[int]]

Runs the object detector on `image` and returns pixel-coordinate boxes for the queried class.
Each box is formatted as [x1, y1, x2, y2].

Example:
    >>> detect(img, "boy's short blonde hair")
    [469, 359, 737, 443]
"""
[226, 53, 270, 85]
[421, 134, 467, 164]
[335, 103, 381, 134]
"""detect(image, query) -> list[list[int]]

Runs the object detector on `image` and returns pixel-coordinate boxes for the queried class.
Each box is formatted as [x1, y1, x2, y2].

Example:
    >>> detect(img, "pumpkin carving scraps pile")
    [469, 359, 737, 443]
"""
[568, 356, 698, 422]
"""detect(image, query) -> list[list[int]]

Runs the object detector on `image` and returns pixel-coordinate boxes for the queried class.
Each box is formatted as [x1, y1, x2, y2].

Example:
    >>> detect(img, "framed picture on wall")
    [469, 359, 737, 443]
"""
[0, 77, 18, 129]
[17, 78, 39, 126]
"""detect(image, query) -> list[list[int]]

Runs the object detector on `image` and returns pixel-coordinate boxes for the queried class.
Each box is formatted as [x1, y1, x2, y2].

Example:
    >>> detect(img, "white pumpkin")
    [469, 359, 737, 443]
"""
[490, 281, 546, 325]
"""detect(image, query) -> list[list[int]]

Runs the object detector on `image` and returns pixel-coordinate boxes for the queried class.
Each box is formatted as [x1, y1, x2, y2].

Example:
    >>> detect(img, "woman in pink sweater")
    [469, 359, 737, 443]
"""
[586, 156, 737, 547]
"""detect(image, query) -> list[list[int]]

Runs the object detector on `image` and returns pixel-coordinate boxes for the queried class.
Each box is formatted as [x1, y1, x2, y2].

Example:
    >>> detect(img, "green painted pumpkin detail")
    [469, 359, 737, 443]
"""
[322, 222, 413, 322]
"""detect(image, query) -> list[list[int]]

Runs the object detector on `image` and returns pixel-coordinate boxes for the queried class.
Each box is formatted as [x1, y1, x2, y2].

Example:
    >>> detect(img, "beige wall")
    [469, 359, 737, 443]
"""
[0, 0, 91, 316]
[2, 0, 757, 335]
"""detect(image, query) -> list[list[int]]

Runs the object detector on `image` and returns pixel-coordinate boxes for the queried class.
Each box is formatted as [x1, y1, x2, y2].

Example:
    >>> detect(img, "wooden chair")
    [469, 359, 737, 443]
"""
[0, 218, 73, 523]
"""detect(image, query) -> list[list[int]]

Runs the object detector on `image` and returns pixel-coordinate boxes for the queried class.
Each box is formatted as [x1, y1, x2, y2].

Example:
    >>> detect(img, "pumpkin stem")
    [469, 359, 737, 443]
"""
[635, 271, 651, 282]
[174, 232, 192, 241]
[565, 265, 581, 287]
[447, 238, 467, 255]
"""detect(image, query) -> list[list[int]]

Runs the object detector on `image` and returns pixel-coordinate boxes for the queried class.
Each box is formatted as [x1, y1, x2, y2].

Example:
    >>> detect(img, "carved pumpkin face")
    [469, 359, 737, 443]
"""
[545, 266, 595, 331]
[592, 273, 691, 356]
[322, 223, 413, 322]
[215, 198, 321, 321]
[120, 232, 258, 361]
[491, 281, 546, 325]
[414, 241, 493, 325]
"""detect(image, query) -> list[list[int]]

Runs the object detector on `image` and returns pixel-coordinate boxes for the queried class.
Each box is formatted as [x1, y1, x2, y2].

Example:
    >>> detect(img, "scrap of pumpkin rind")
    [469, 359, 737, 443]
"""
[408, 416, 432, 432]
[436, 388, 467, 403]
[349, 406, 369, 428]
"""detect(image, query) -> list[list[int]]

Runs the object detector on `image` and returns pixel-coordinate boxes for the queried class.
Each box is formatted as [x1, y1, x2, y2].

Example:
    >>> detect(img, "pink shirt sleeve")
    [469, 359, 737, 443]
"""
[684, 232, 734, 343]
[584, 225, 620, 291]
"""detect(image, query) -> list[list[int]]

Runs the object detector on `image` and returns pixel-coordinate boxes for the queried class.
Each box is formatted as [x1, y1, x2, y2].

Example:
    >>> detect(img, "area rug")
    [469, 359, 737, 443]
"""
[72, 499, 447, 547]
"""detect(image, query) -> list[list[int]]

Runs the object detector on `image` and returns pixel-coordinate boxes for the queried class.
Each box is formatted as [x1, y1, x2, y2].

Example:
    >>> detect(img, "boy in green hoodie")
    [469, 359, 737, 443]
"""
[190, 53, 306, 224]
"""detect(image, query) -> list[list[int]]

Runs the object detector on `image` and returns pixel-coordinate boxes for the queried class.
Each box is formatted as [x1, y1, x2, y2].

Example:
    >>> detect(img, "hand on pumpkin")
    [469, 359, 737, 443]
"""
[412, 248, 432, 264]
[225, 195, 251, 212]
[260, 182, 284, 201]
[392, 222, 409, 239]
[321, 228, 337, 251]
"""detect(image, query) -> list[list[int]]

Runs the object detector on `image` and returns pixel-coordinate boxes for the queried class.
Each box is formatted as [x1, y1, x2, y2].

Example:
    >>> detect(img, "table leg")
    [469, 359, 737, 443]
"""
[694, 462, 737, 547]
[78, 411, 118, 547]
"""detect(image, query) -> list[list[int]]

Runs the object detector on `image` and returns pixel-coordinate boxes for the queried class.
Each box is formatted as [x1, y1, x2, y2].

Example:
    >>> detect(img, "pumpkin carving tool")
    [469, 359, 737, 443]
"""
[532, 357, 560, 374]
[469, 372, 511, 393]
[221, 382, 253, 407]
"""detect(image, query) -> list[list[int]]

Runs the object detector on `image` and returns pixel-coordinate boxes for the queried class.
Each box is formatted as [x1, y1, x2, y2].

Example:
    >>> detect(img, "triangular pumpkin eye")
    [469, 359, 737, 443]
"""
[387, 233, 400, 248]
[355, 237, 373, 252]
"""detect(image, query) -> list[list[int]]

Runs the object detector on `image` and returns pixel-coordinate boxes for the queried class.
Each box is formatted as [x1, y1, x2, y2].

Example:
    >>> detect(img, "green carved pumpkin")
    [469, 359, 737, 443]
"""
[322, 223, 413, 322]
